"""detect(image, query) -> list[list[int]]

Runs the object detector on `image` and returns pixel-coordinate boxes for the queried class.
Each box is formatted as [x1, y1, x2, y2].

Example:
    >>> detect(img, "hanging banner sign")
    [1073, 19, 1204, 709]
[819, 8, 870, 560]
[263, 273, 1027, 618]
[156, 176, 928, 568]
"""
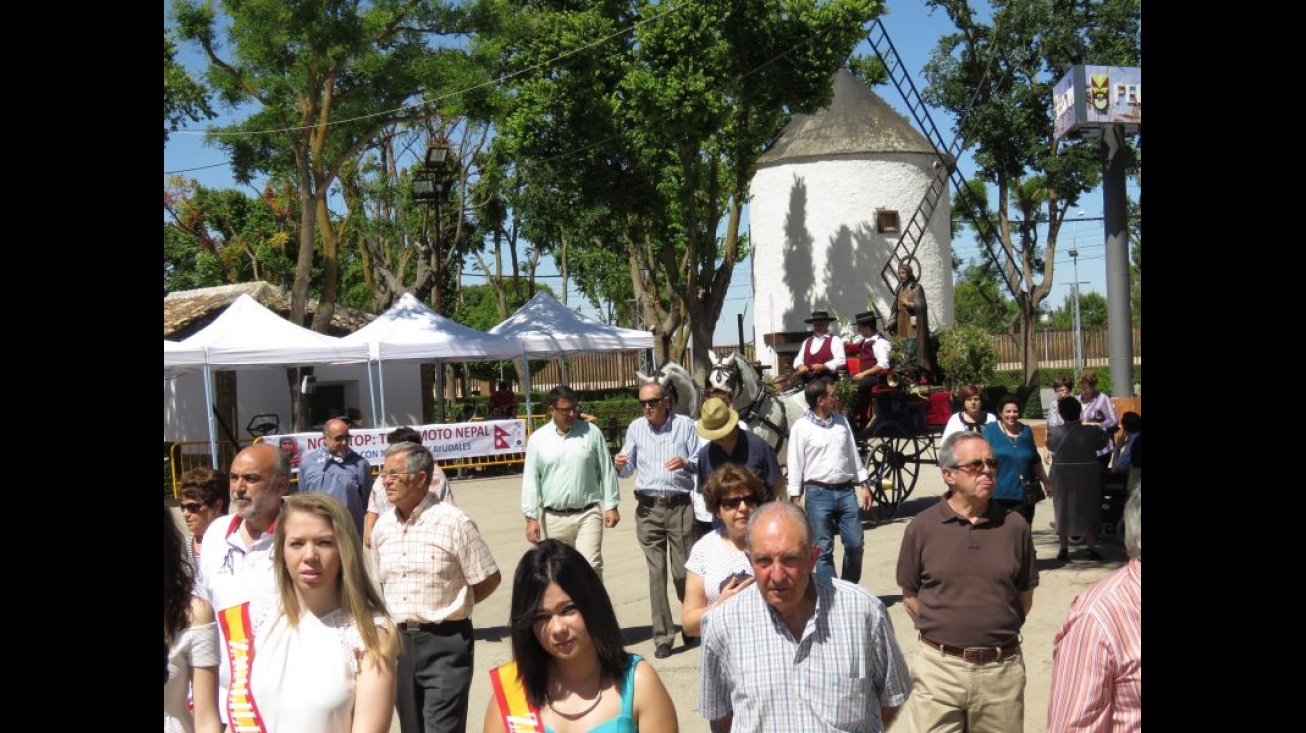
[266, 419, 528, 467]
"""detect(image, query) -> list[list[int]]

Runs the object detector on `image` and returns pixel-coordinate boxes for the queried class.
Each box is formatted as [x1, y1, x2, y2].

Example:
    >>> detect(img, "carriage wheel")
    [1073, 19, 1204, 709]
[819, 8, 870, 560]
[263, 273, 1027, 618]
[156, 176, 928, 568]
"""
[864, 424, 922, 521]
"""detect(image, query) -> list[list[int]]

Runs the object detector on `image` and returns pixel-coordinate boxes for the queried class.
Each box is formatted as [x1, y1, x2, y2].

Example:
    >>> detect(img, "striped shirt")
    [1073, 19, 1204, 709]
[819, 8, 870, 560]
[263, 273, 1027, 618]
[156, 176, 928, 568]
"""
[616, 412, 699, 495]
[700, 576, 912, 732]
[1047, 558, 1141, 732]
[373, 494, 499, 624]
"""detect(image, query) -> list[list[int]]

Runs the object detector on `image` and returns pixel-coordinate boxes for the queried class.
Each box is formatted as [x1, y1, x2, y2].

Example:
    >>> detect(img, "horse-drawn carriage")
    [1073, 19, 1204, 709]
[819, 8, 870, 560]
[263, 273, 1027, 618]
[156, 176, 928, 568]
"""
[647, 353, 952, 520]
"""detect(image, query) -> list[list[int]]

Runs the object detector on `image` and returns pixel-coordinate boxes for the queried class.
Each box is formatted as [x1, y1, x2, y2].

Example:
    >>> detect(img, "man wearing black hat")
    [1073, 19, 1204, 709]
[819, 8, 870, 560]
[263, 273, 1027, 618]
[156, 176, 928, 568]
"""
[848, 311, 892, 433]
[792, 309, 846, 384]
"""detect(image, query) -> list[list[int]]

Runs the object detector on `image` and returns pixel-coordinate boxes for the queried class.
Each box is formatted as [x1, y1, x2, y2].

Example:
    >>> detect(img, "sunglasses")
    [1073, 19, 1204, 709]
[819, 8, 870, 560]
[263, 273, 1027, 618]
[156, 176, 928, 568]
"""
[180, 502, 207, 513]
[640, 398, 665, 407]
[949, 458, 999, 474]
[719, 494, 762, 510]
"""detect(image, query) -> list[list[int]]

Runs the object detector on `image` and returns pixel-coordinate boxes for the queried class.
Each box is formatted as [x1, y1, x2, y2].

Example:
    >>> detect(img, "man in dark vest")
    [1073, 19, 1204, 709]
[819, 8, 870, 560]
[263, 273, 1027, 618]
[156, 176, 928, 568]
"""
[792, 309, 845, 384]
[847, 311, 892, 433]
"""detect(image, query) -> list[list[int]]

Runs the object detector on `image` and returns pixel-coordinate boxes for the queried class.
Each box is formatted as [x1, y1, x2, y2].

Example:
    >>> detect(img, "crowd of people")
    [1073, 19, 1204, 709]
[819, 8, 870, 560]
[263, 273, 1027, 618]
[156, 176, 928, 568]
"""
[166, 353, 1140, 732]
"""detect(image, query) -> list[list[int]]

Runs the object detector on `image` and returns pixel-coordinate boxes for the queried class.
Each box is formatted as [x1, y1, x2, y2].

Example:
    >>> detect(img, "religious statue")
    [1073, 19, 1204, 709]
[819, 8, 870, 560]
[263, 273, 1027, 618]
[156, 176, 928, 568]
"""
[892, 258, 936, 381]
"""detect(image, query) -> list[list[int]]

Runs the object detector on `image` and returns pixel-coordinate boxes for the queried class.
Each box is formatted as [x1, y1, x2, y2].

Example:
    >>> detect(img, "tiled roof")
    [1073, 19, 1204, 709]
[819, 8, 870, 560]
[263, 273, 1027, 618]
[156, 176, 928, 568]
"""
[164, 281, 374, 339]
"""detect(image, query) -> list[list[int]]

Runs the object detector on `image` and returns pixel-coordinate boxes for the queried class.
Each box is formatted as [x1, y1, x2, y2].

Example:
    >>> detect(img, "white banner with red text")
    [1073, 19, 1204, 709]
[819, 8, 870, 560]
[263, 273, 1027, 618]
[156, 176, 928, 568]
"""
[266, 420, 528, 468]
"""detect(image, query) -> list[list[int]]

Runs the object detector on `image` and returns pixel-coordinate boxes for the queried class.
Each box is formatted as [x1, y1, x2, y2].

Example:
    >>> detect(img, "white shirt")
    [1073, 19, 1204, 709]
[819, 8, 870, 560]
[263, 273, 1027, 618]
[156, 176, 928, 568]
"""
[940, 411, 997, 443]
[786, 411, 868, 496]
[792, 334, 846, 372]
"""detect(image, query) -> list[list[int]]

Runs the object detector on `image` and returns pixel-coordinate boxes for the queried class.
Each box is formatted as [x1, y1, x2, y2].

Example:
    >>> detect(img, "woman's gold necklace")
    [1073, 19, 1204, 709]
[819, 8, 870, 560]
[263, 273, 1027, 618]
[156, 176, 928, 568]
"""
[546, 681, 604, 718]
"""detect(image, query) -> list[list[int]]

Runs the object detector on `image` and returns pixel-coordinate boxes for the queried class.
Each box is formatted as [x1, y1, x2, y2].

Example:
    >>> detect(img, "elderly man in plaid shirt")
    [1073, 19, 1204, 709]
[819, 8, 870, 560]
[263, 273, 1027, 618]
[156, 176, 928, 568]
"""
[374, 441, 502, 733]
[700, 501, 912, 732]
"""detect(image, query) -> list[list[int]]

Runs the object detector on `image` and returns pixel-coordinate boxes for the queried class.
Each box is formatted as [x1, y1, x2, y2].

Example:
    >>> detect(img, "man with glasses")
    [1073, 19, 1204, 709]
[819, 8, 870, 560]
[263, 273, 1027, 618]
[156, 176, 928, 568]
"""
[896, 432, 1039, 733]
[787, 376, 872, 583]
[521, 385, 620, 579]
[298, 417, 371, 538]
[194, 443, 289, 728]
[375, 441, 501, 733]
[614, 382, 702, 658]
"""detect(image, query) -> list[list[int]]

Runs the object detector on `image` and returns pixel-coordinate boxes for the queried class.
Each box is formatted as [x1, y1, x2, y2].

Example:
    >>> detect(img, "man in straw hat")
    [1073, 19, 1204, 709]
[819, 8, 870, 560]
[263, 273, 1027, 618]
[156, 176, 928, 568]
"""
[695, 397, 784, 503]
[792, 309, 846, 384]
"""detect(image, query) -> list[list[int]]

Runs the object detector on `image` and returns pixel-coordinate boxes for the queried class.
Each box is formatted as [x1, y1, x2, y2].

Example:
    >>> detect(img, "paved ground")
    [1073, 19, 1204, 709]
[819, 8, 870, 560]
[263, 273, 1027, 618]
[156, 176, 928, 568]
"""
[173, 461, 1128, 732]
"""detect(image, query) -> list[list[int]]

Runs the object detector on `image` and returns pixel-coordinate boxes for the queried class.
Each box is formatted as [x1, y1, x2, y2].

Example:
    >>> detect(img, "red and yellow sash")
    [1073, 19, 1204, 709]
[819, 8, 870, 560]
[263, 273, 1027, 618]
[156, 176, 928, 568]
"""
[489, 661, 545, 732]
[219, 603, 268, 733]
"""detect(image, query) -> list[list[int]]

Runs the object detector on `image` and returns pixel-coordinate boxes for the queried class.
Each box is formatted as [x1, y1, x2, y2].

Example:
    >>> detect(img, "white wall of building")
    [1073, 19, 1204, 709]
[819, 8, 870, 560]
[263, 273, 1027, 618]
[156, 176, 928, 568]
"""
[749, 154, 954, 374]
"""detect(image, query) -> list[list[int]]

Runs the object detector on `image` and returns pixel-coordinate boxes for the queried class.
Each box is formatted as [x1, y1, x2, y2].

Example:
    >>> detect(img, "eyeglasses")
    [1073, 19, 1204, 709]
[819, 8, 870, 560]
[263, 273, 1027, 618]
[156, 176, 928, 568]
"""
[640, 398, 665, 407]
[551, 405, 579, 414]
[229, 473, 266, 484]
[324, 433, 351, 443]
[180, 502, 206, 513]
[379, 470, 417, 480]
[719, 495, 762, 510]
[948, 458, 999, 474]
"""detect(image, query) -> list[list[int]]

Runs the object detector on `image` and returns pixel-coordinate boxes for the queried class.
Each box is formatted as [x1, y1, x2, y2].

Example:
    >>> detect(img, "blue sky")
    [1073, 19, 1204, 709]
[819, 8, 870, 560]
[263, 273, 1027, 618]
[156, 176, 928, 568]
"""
[164, 1, 1135, 344]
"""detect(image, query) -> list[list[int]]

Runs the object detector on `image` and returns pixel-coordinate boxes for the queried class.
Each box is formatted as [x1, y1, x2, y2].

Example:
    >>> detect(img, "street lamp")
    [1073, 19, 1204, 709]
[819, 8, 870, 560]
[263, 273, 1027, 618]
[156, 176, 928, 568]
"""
[1069, 248, 1083, 376]
[413, 138, 455, 314]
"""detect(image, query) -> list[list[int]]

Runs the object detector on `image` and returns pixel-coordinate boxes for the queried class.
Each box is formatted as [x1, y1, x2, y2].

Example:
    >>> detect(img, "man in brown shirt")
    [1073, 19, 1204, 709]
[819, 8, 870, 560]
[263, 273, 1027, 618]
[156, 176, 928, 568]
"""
[896, 431, 1038, 733]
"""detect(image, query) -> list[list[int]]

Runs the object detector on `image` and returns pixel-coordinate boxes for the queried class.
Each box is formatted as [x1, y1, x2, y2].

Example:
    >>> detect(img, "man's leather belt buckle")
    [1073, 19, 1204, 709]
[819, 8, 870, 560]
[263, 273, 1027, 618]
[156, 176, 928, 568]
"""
[544, 502, 597, 515]
[636, 492, 691, 508]
[807, 480, 854, 490]
[923, 636, 1019, 664]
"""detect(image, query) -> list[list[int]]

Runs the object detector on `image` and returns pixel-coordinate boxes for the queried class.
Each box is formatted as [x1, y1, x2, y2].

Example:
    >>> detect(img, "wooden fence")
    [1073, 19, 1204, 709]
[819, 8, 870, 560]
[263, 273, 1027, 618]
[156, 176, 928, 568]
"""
[459, 330, 1138, 394]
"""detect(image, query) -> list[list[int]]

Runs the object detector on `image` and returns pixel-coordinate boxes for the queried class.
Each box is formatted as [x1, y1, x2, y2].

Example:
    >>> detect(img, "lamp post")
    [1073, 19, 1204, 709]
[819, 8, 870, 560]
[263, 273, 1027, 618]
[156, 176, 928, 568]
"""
[1069, 248, 1083, 376]
[413, 139, 455, 420]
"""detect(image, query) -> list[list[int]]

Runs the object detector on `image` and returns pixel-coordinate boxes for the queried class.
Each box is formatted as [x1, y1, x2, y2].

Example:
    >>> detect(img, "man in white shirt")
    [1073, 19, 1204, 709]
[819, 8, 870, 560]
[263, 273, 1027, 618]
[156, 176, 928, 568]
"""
[787, 377, 872, 583]
[792, 309, 846, 384]
[195, 443, 288, 726]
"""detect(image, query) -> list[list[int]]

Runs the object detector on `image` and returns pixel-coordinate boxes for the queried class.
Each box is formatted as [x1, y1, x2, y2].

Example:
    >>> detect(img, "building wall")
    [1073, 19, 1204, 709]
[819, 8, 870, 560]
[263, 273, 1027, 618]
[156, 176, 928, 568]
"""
[749, 154, 954, 374]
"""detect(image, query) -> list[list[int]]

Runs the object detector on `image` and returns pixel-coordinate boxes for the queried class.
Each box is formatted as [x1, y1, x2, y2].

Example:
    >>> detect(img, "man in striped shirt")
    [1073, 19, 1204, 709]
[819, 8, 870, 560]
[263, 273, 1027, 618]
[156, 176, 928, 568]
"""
[1047, 485, 1141, 732]
[700, 501, 912, 732]
[615, 381, 702, 659]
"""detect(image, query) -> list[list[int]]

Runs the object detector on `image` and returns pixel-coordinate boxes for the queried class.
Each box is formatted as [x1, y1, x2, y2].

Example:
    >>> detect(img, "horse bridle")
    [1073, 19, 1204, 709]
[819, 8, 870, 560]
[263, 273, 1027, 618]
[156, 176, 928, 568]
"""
[712, 360, 790, 445]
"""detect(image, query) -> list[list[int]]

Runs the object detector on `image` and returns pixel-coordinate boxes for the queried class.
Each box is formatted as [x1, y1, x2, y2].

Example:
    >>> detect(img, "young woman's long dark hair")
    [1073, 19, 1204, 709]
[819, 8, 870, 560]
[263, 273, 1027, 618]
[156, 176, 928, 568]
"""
[163, 502, 194, 647]
[509, 540, 629, 706]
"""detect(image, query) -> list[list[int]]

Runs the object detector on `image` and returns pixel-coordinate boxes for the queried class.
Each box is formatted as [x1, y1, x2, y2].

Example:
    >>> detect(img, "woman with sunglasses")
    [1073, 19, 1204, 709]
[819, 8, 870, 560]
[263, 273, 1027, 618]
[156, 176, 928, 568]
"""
[165, 502, 222, 733]
[680, 464, 763, 639]
[177, 467, 229, 582]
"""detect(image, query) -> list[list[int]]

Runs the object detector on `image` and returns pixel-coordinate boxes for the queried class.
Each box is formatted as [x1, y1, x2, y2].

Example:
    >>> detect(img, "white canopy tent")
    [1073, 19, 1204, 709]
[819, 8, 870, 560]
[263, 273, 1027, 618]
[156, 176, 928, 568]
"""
[339, 293, 526, 423]
[170, 294, 371, 466]
[489, 292, 655, 416]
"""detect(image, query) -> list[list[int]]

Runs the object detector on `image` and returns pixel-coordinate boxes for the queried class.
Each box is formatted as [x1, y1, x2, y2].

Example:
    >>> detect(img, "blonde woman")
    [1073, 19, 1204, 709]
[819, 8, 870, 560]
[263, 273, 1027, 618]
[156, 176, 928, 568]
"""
[219, 493, 399, 733]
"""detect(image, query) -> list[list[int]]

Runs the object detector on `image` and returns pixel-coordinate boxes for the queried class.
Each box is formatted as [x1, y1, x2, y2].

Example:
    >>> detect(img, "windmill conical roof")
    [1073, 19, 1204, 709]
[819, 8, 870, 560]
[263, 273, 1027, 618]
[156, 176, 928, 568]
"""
[757, 68, 941, 165]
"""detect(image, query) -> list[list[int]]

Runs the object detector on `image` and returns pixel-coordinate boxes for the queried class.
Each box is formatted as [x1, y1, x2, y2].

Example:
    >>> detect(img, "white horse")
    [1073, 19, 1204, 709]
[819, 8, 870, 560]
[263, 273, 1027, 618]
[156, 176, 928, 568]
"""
[704, 352, 808, 468]
[636, 361, 702, 419]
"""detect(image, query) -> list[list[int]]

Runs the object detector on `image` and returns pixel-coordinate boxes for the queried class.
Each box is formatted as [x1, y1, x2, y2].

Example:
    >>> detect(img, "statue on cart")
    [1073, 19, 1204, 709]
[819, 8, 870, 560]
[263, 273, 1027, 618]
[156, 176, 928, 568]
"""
[891, 257, 936, 384]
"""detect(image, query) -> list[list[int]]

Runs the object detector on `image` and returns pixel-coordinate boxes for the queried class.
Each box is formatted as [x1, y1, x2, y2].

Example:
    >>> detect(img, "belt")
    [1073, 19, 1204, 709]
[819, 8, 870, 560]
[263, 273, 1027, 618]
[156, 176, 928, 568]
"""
[543, 502, 598, 515]
[399, 618, 472, 634]
[635, 492, 692, 508]
[921, 636, 1021, 663]
[805, 480, 855, 490]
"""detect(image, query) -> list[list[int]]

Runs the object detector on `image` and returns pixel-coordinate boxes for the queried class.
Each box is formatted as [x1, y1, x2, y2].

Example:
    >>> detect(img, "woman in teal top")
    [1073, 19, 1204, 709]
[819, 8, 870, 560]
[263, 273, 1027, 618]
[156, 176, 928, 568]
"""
[483, 540, 679, 733]
[982, 394, 1050, 526]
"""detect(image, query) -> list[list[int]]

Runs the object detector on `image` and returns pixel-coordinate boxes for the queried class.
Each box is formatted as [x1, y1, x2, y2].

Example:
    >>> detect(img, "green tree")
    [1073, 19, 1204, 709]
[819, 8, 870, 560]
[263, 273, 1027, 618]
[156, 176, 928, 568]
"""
[953, 262, 1015, 331]
[1046, 290, 1108, 330]
[470, 0, 881, 381]
[164, 27, 213, 145]
[171, 0, 477, 331]
[923, 0, 1140, 388]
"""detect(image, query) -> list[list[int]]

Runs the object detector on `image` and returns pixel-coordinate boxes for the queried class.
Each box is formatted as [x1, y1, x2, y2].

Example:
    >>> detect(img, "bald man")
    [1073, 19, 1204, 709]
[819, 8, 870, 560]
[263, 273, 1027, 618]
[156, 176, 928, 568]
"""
[299, 417, 371, 537]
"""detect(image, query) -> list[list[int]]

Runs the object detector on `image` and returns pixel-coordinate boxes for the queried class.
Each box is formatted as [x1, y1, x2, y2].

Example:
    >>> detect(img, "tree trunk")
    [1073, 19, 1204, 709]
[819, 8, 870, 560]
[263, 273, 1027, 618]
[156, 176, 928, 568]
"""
[311, 196, 338, 332]
[289, 174, 317, 327]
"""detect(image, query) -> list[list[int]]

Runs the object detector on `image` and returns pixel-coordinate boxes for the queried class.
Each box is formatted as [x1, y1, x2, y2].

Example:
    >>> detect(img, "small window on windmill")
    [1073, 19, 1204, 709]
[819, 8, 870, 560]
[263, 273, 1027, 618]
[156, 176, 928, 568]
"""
[876, 209, 901, 234]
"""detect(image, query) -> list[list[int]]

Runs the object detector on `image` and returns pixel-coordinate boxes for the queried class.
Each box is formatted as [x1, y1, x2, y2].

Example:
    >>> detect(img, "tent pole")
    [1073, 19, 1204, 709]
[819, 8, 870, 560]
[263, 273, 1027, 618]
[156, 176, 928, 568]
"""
[203, 361, 220, 469]
[521, 352, 533, 425]
[365, 357, 379, 428]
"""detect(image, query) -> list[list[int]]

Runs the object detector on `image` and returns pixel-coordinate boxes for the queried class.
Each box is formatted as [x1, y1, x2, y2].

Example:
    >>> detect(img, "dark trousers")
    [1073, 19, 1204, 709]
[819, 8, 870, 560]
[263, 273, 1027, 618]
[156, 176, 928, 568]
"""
[395, 619, 474, 733]
[635, 500, 696, 647]
[847, 375, 883, 428]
